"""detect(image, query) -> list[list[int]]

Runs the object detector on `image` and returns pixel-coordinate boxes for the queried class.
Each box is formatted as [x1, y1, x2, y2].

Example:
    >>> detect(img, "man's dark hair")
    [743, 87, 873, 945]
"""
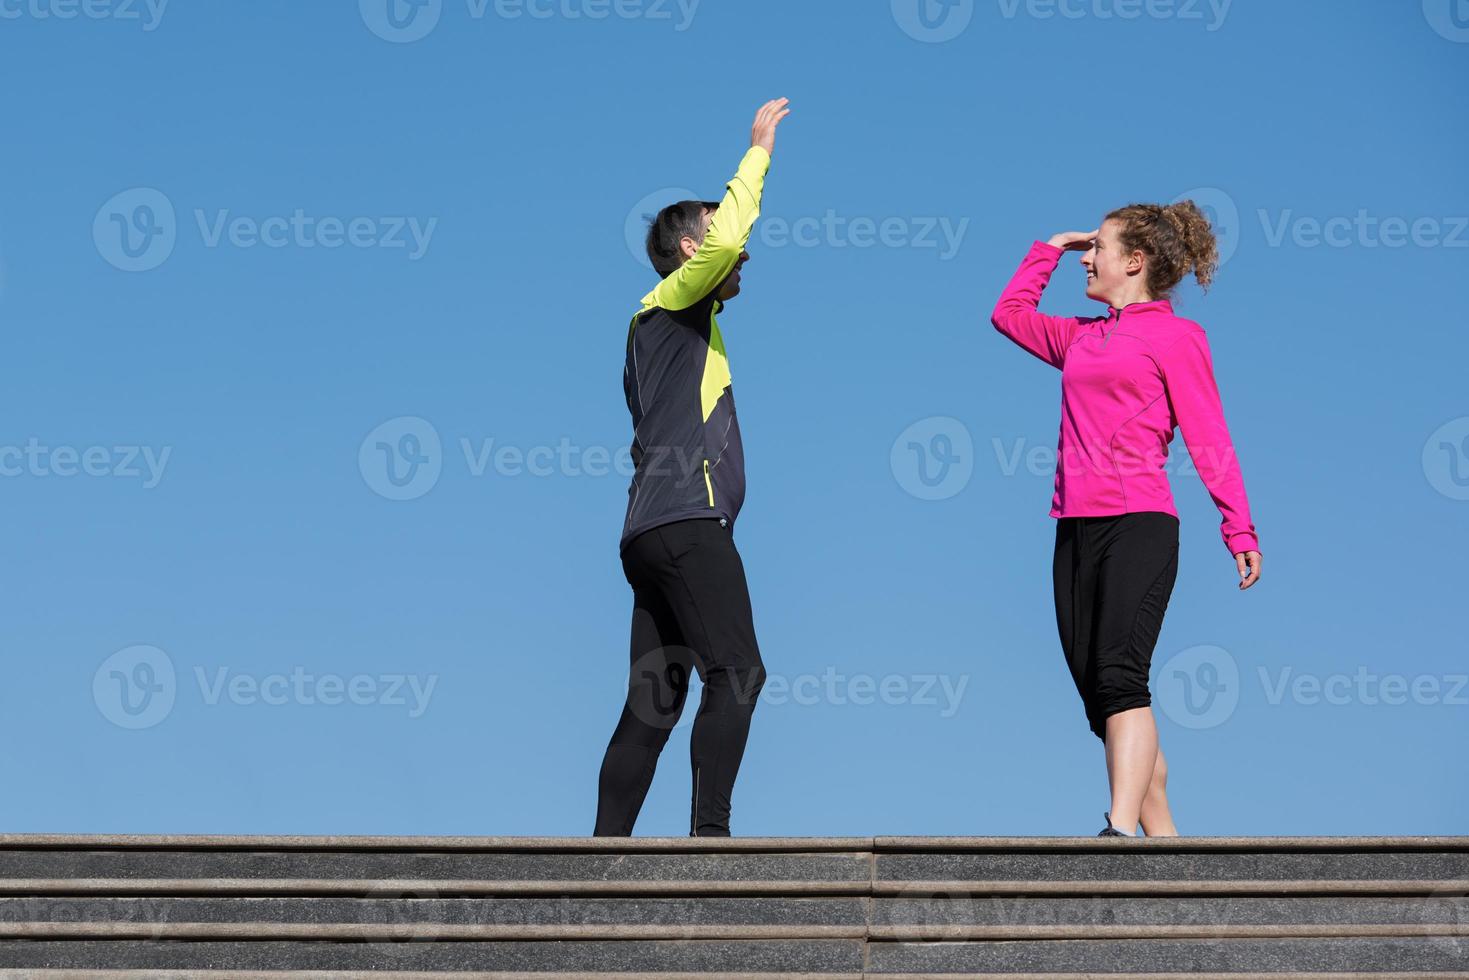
[645, 200, 721, 278]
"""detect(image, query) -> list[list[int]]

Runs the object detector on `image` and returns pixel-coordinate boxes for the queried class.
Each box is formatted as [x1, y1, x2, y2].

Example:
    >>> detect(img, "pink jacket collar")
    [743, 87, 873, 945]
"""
[1108, 298, 1174, 318]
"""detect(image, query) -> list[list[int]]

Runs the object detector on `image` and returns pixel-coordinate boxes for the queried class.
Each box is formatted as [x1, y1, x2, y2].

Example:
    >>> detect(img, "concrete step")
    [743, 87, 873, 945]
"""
[0, 894, 1464, 941]
[3, 974, 1466, 980]
[0, 896, 870, 940]
[0, 836, 872, 896]
[4, 836, 1463, 896]
[2, 936, 1467, 975]
[0, 836, 1462, 976]
[0, 938, 864, 974]
[865, 936, 1469, 974]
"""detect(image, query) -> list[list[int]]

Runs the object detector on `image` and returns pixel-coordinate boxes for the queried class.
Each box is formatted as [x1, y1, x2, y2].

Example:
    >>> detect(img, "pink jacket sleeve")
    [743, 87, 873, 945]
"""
[991, 241, 1087, 369]
[1158, 330, 1261, 556]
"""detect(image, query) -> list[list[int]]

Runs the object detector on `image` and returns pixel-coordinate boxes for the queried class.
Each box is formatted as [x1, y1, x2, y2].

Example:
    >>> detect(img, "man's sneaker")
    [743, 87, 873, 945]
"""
[1098, 812, 1127, 837]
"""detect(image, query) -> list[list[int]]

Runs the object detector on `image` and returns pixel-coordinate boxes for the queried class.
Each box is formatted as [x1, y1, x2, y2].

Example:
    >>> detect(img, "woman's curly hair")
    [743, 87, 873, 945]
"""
[1106, 200, 1220, 298]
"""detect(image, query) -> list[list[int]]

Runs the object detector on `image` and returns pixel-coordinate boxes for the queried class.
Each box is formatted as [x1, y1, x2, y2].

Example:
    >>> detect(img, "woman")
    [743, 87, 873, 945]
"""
[991, 202, 1262, 837]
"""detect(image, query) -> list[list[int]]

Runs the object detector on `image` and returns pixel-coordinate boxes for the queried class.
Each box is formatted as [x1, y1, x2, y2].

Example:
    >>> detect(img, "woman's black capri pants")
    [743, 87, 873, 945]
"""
[1053, 511, 1179, 739]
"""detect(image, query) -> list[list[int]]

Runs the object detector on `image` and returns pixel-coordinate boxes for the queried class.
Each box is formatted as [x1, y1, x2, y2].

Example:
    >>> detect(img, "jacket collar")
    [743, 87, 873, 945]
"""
[1108, 298, 1173, 318]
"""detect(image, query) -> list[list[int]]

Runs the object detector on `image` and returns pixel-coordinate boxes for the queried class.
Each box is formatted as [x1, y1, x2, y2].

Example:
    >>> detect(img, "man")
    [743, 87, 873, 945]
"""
[595, 99, 791, 837]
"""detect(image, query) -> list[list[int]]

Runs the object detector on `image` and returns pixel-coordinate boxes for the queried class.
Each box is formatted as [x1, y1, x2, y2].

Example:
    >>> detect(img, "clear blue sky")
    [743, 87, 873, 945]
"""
[0, 0, 1464, 837]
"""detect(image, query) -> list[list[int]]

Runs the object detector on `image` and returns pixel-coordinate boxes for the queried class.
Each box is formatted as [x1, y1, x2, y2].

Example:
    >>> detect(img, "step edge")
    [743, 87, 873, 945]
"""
[2, 835, 1465, 852]
[0, 921, 1463, 942]
[3, 878, 1464, 896]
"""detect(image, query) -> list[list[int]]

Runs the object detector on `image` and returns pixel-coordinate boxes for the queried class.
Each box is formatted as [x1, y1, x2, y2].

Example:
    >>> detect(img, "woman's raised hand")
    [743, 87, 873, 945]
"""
[1047, 229, 1099, 251]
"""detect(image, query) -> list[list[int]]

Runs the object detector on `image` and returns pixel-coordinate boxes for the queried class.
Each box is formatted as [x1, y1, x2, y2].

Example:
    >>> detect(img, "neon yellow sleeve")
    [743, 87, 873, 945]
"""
[640, 145, 769, 313]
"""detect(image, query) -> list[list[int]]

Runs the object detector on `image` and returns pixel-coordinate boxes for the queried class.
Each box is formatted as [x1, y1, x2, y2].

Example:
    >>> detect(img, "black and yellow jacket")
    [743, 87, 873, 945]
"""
[620, 146, 769, 551]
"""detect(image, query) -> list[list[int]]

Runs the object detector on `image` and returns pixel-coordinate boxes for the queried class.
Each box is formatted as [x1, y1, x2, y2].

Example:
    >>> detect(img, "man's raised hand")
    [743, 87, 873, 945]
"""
[752, 98, 792, 156]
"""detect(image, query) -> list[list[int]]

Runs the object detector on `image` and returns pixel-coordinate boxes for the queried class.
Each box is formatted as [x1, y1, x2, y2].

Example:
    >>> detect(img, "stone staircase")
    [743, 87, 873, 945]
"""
[0, 834, 1465, 977]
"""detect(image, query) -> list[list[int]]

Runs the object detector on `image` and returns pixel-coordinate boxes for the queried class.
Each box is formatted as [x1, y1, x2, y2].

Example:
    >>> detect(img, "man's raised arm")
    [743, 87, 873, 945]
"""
[642, 98, 790, 312]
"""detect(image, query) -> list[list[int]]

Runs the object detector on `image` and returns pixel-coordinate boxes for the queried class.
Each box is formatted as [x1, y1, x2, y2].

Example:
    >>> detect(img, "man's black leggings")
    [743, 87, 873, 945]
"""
[1053, 512, 1179, 740]
[595, 518, 766, 837]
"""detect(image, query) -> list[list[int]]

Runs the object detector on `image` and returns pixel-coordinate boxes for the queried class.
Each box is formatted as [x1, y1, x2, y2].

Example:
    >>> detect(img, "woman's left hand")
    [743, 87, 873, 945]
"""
[1235, 551, 1262, 590]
